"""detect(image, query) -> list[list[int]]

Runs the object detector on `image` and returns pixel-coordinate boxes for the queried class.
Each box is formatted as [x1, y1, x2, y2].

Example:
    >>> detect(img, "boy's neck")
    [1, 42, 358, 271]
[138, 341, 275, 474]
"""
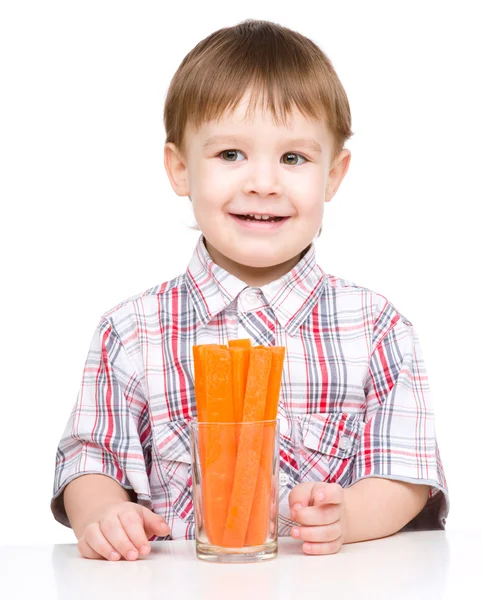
[203, 238, 309, 288]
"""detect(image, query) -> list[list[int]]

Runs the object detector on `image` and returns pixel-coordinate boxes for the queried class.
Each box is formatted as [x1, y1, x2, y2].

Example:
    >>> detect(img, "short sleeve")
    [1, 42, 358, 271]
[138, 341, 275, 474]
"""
[51, 317, 153, 527]
[353, 314, 449, 530]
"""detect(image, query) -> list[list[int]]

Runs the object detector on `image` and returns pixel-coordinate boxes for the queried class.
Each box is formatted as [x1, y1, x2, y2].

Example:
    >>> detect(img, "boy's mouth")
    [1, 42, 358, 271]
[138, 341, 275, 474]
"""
[229, 213, 291, 231]
[232, 214, 287, 223]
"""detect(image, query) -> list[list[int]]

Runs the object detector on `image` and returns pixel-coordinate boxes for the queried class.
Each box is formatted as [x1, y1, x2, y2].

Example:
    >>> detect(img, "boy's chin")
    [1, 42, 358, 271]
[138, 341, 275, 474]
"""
[204, 232, 309, 271]
[227, 247, 299, 270]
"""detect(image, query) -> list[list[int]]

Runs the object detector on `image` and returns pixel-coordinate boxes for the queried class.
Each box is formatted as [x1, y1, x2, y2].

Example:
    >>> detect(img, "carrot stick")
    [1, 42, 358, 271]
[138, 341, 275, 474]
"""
[263, 347, 285, 420]
[245, 347, 285, 546]
[228, 339, 252, 449]
[229, 345, 250, 436]
[192, 345, 207, 421]
[192, 343, 234, 544]
[222, 347, 272, 547]
[228, 338, 252, 349]
[192, 343, 229, 421]
[228, 337, 251, 425]
[202, 346, 237, 546]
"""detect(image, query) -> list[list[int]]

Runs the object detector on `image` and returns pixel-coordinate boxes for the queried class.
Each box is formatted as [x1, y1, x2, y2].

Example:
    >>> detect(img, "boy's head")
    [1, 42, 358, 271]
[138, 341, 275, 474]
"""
[163, 19, 353, 286]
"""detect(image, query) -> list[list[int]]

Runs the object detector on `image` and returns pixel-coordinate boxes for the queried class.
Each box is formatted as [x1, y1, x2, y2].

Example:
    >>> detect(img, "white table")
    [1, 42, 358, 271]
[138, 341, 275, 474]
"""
[0, 530, 478, 599]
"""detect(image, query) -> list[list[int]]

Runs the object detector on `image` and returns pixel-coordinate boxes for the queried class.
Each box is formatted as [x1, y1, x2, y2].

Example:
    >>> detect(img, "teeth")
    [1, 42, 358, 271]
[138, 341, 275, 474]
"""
[247, 214, 273, 220]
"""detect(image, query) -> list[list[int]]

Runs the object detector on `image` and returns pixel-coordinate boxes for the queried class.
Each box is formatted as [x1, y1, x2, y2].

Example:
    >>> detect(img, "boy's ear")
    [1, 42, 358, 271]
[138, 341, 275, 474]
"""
[325, 148, 351, 202]
[164, 142, 190, 196]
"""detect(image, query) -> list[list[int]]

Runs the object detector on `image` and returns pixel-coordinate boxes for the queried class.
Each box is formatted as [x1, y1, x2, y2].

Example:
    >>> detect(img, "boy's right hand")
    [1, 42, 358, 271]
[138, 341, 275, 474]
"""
[77, 501, 171, 561]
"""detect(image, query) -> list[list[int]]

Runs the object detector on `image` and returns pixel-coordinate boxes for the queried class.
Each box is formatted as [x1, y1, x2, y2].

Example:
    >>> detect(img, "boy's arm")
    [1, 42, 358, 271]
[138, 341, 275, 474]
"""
[343, 477, 430, 544]
[52, 318, 154, 531]
[352, 310, 449, 531]
[63, 474, 134, 539]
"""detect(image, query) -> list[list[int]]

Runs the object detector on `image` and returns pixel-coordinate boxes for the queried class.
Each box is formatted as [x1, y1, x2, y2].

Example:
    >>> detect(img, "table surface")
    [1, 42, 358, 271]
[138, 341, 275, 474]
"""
[0, 530, 478, 600]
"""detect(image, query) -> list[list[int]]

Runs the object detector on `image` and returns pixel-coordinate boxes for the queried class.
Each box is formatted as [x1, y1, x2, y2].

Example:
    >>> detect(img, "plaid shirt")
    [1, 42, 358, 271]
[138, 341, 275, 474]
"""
[51, 234, 449, 539]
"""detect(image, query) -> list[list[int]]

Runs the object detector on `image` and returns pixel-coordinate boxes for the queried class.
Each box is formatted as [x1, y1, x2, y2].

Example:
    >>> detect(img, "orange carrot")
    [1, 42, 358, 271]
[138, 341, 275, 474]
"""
[263, 347, 285, 420]
[193, 343, 229, 421]
[228, 339, 252, 449]
[193, 343, 235, 544]
[228, 338, 252, 349]
[202, 346, 237, 546]
[192, 345, 207, 421]
[245, 347, 285, 546]
[222, 347, 272, 547]
[229, 345, 250, 424]
[228, 337, 251, 424]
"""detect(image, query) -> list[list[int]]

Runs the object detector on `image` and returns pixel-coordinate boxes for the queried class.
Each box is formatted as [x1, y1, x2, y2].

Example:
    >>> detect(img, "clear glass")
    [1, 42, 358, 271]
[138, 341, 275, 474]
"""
[189, 419, 280, 563]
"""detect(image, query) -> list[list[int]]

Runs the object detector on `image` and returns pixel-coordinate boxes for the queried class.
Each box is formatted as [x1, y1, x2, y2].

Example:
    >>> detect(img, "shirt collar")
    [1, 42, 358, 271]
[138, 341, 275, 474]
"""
[184, 234, 326, 336]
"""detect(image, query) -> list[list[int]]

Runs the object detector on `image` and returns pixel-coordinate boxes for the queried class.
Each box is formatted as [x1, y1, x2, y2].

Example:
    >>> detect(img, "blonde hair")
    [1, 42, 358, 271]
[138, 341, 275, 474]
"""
[163, 19, 354, 238]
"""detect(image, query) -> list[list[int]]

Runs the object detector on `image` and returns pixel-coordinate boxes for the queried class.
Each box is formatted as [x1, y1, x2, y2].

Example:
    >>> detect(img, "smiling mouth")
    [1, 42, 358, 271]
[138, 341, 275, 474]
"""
[232, 214, 287, 222]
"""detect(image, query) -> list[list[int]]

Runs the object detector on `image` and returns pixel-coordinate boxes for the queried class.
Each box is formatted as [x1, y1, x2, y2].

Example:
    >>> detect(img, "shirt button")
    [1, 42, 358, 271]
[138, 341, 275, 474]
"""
[243, 289, 261, 309]
[338, 436, 351, 451]
[279, 472, 290, 486]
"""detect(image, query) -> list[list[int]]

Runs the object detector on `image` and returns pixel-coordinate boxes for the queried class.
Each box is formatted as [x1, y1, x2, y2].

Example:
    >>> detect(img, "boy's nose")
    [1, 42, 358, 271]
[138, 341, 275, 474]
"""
[243, 164, 283, 197]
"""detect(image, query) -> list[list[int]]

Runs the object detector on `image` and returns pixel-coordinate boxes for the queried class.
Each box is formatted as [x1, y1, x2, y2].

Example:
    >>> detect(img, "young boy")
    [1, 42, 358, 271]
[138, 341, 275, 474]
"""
[51, 19, 449, 561]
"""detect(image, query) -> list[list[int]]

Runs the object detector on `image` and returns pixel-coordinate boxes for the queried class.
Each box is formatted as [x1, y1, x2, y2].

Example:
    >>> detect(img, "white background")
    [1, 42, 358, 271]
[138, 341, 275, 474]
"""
[0, 0, 480, 546]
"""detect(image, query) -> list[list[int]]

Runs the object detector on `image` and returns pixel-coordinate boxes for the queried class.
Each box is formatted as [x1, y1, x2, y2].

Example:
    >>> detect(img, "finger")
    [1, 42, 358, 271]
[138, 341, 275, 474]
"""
[78, 535, 105, 560]
[99, 516, 140, 561]
[118, 510, 152, 556]
[291, 521, 342, 544]
[301, 536, 343, 556]
[81, 524, 122, 561]
[290, 504, 340, 526]
[142, 507, 171, 539]
[309, 482, 343, 507]
[288, 482, 315, 510]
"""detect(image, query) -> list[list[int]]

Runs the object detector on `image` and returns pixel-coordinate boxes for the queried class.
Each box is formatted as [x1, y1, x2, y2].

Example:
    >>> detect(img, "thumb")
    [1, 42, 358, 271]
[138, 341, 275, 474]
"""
[141, 506, 171, 537]
[308, 481, 331, 507]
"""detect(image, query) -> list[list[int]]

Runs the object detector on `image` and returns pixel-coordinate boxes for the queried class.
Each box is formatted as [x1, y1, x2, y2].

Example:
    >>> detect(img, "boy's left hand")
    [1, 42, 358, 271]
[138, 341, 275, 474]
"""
[288, 482, 347, 555]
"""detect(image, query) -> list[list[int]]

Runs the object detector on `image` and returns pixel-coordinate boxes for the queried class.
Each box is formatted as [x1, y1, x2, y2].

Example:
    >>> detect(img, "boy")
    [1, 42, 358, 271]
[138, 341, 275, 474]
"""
[51, 19, 449, 561]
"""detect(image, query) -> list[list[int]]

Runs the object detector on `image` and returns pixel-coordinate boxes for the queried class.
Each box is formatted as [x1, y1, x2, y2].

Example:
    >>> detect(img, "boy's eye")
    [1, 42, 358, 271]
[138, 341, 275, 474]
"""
[219, 149, 243, 162]
[281, 152, 307, 166]
[218, 150, 307, 165]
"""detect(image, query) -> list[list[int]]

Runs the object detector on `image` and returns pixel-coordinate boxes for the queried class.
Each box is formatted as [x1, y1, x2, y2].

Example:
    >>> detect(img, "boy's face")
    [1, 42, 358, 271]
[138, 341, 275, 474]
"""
[164, 90, 351, 286]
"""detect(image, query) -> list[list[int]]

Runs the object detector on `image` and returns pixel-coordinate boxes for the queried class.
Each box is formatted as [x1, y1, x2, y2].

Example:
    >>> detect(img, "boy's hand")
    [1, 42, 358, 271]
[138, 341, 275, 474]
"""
[288, 482, 346, 555]
[77, 502, 170, 561]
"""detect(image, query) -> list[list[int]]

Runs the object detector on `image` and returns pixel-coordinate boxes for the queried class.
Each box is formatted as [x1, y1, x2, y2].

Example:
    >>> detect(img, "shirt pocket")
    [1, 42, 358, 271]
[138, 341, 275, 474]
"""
[297, 412, 364, 487]
[153, 418, 194, 523]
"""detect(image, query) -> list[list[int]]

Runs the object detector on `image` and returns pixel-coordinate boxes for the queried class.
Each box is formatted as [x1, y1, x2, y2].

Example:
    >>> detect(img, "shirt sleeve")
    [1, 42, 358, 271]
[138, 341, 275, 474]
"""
[51, 317, 153, 528]
[353, 310, 449, 530]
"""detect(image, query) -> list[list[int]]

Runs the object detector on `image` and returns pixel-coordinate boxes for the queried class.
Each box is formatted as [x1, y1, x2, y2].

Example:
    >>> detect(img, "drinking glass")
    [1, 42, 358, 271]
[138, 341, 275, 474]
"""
[189, 419, 280, 563]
